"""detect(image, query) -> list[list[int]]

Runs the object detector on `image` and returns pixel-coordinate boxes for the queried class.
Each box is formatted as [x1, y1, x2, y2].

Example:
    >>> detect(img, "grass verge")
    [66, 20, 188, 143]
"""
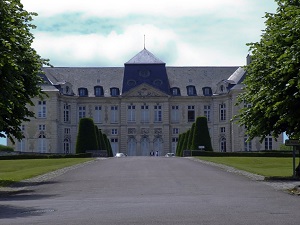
[0, 158, 93, 187]
[197, 156, 299, 179]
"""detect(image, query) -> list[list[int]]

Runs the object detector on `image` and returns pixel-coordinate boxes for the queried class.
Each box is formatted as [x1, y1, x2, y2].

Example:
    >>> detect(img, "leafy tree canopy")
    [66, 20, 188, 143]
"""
[0, 0, 49, 142]
[236, 0, 300, 141]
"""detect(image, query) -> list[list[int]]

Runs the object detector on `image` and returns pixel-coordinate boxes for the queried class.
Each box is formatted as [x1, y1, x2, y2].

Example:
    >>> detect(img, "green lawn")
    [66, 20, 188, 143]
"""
[0, 158, 93, 187]
[197, 157, 299, 178]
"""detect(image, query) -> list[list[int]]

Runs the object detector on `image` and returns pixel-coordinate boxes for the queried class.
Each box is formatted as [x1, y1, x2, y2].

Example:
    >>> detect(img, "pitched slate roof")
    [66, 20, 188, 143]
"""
[125, 48, 165, 64]
[41, 49, 242, 97]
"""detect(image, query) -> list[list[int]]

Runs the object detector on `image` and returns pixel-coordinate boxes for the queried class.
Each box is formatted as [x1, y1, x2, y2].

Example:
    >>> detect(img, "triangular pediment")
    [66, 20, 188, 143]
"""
[122, 83, 169, 97]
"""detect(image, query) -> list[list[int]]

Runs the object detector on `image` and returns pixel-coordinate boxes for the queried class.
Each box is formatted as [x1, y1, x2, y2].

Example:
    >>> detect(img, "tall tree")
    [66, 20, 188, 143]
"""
[236, 0, 300, 141]
[0, 0, 49, 142]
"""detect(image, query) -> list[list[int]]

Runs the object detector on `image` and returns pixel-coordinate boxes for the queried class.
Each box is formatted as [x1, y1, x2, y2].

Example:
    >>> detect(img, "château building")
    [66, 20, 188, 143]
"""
[8, 48, 283, 155]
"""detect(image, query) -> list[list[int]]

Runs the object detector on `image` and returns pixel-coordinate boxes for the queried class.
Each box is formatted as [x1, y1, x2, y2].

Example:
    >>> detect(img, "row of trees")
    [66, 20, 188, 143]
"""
[176, 117, 213, 156]
[76, 118, 113, 157]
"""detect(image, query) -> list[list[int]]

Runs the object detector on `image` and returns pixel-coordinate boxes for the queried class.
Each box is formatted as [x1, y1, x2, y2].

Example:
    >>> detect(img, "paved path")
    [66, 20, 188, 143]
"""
[1, 157, 300, 225]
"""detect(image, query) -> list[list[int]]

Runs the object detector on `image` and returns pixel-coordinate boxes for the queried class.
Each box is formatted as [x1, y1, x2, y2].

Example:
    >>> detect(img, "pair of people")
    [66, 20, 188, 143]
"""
[150, 151, 159, 156]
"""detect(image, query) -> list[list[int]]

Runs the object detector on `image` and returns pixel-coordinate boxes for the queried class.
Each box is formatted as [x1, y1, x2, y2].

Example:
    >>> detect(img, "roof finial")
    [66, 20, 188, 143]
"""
[144, 34, 146, 49]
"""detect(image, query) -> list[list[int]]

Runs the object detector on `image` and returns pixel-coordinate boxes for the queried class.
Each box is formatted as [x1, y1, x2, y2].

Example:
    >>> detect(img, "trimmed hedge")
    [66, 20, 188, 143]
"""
[188, 150, 298, 157]
[0, 153, 92, 160]
[0, 144, 14, 152]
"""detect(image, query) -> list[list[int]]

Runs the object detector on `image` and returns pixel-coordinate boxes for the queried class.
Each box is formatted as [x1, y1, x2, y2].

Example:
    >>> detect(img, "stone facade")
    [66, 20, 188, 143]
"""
[8, 49, 283, 155]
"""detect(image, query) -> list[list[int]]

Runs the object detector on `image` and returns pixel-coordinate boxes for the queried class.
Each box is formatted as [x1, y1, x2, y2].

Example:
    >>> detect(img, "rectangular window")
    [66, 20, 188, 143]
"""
[204, 105, 211, 122]
[94, 87, 103, 96]
[187, 86, 196, 96]
[127, 105, 136, 122]
[171, 105, 180, 123]
[111, 88, 119, 96]
[172, 88, 180, 96]
[220, 104, 226, 121]
[173, 128, 179, 134]
[64, 104, 70, 123]
[111, 106, 119, 123]
[78, 106, 86, 119]
[220, 127, 225, 133]
[111, 129, 118, 135]
[94, 106, 102, 123]
[38, 101, 46, 118]
[141, 105, 149, 123]
[265, 137, 272, 150]
[154, 105, 162, 122]
[64, 128, 70, 134]
[39, 124, 46, 131]
[188, 105, 195, 122]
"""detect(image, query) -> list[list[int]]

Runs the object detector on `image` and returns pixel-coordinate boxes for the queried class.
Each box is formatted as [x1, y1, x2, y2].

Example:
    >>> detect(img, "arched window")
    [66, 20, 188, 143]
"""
[38, 134, 47, 153]
[64, 138, 70, 154]
[244, 135, 252, 151]
[127, 137, 137, 156]
[141, 137, 150, 156]
[153, 137, 163, 156]
[220, 137, 226, 152]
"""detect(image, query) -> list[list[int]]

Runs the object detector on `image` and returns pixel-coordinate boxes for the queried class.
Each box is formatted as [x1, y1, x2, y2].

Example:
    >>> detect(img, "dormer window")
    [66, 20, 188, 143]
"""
[186, 85, 197, 96]
[170, 87, 181, 96]
[94, 86, 104, 97]
[220, 85, 225, 92]
[110, 87, 120, 97]
[78, 88, 88, 97]
[202, 87, 212, 96]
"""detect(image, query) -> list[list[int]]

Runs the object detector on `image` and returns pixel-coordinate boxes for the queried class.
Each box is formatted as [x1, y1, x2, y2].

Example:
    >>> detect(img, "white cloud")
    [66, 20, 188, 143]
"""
[22, 0, 250, 18]
[24, 0, 277, 67]
[33, 24, 180, 66]
[33, 23, 248, 67]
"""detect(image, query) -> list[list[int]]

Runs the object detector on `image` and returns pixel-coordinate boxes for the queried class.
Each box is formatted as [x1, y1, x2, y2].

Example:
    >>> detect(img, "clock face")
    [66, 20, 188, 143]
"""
[139, 70, 150, 78]
[127, 79, 136, 86]
[153, 79, 163, 86]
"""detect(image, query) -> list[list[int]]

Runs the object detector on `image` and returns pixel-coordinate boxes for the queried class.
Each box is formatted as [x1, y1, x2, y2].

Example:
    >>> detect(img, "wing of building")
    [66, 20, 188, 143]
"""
[8, 49, 283, 155]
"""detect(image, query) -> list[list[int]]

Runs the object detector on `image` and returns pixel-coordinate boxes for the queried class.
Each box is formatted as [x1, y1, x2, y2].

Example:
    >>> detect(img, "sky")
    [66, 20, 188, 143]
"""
[0, 0, 279, 145]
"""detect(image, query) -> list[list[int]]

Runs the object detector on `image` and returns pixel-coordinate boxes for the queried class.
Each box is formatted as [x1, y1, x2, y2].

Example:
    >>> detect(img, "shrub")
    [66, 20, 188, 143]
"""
[76, 118, 99, 154]
[98, 129, 106, 150]
[192, 116, 213, 151]
[176, 134, 183, 156]
[187, 123, 195, 150]
[0, 144, 14, 152]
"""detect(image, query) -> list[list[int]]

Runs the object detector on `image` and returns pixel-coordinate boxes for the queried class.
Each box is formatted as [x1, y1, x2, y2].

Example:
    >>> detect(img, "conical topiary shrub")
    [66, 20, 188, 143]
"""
[191, 116, 213, 151]
[76, 118, 98, 154]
